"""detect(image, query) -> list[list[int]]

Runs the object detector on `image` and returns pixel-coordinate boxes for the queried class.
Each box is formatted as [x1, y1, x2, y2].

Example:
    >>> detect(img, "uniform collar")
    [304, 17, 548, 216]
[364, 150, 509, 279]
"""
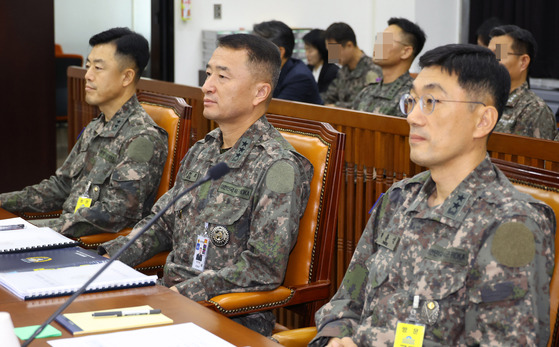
[405, 155, 497, 227]
[506, 81, 529, 108]
[94, 94, 139, 138]
[204, 115, 270, 169]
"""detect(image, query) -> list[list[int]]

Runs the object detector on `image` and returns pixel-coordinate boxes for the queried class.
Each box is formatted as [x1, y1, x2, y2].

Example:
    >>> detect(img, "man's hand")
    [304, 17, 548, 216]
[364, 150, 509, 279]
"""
[326, 337, 358, 347]
[169, 286, 179, 293]
[325, 103, 337, 107]
[102, 254, 110, 259]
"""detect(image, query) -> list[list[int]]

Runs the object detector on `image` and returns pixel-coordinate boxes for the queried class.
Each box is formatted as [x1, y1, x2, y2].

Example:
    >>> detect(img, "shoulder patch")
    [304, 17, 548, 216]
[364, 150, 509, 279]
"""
[126, 136, 155, 163]
[366, 71, 379, 84]
[491, 222, 535, 267]
[266, 161, 295, 194]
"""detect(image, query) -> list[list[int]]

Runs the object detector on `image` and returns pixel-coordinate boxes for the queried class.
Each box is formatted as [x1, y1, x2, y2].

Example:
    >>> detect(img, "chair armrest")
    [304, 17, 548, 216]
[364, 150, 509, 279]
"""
[18, 210, 62, 220]
[272, 327, 317, 347]
[199, 286, 294, 316]
[199, 280, 332, 316]
[76, 227, 132, 248]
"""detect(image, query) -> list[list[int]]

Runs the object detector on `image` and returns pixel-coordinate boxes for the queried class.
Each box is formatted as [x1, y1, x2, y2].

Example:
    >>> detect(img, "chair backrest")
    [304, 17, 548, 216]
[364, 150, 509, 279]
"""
[491, 158, 559, 347]
[137, 91, 192, 200]
[266, 114, 345, 288]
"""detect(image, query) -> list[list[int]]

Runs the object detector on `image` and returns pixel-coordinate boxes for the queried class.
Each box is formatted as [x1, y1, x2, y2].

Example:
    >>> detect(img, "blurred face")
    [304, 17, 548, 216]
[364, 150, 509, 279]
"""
[406, 66, 481, 170]
[488, 35, 525, 84]
[373, 25, 409, 66]
[84, 43, 128, 112]
[326, 39, 352, 67]
[202, 47, 260, 125]
[305, 44, 322, 66]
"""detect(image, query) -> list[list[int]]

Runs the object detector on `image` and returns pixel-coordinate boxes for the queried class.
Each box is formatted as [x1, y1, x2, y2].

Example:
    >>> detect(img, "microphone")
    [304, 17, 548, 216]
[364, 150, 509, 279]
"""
[22, 162, 230, 346]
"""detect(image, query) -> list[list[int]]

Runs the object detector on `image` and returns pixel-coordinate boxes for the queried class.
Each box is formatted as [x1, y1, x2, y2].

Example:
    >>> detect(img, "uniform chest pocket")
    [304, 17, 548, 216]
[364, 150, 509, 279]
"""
[69, 151, 87, 178]
[414, 257, 468, 300]
[204, 196, 251, 244]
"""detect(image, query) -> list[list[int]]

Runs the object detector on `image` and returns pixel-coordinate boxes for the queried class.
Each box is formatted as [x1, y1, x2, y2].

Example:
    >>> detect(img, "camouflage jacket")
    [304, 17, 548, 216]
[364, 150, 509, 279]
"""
[322, 53, 381, 108]
[494, 82, 557, 140]
[311, 155, 555, 346]
[101, 116, 313, 301]
[352, 72, 413, 117]
[0, 95, 168, 237]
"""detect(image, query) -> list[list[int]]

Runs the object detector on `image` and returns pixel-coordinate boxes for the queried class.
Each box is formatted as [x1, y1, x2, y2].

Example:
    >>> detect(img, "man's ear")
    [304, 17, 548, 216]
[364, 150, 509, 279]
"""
[401, 45, 413, 61]
[519, 54, 530, 73]
[278, 46, 286, 60]
[253, 82, 272, 106]
[122, 68, 136, 87]
[473, 105, 499, 139]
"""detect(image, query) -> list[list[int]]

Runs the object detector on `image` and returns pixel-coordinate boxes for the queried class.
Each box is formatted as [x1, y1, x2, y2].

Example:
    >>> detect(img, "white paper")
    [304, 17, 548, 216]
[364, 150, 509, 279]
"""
[0, 261, 156, 299]
[0, 219, 75, 253]
[47, 322, 236, 347]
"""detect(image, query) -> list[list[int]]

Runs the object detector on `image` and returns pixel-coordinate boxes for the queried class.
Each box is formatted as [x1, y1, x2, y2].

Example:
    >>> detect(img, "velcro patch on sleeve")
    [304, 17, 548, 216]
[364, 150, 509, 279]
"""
[491, 222, 535, 268]
[266, 161, 295, 194]
[126, 136, 155, 163]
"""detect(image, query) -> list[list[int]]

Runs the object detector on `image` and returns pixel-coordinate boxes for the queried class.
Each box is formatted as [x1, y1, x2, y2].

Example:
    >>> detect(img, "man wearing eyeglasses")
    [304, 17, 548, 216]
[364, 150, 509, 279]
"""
[488, 25, 556, 140]
[352, 18, 426, 117]
[310, 44, 555, 346]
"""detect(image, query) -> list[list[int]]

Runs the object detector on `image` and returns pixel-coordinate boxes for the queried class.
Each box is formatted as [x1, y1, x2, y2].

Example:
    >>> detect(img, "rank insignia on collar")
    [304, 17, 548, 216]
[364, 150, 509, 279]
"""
[210, 226, 230, 247]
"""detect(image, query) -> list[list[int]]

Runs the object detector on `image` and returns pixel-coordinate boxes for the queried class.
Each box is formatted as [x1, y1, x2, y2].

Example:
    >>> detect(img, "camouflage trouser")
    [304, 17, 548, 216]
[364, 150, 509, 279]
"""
[231, 310, 275, 336]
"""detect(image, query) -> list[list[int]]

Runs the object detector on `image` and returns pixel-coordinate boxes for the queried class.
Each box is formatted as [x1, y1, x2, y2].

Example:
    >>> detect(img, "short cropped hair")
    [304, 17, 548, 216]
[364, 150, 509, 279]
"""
[303, 29, 328, 63]
[490, 24, 537, 75]
[89, 27, 149, 82]
[387, 17, 426, 58]
[252, 20, 295, 59]
[476, 17, 503, 47]
[324, 22, 357, 47]
[419, 44, 510, 121]
[217, 34, 281, 96]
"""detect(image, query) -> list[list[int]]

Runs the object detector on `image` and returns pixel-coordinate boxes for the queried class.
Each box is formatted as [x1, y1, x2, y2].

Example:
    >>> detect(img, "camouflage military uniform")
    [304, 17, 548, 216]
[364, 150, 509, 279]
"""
[352, 72, 413, 117]
[311, 156, 555, 346]
[494, 82, 557, 139]
[322, 53, 382, 108]
[0, 95, 168, 237]
[100, 115, 312, 335]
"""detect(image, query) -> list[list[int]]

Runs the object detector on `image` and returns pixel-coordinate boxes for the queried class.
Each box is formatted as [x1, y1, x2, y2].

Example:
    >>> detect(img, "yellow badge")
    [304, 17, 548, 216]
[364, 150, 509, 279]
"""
[74, 196, 92, 213]
[393, 322, 425, 347]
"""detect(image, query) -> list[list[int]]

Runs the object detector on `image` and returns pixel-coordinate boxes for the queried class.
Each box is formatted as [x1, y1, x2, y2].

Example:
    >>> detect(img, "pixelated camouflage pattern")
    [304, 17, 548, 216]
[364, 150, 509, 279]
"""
[102, 115, 312, 302]
[0, 95, 168, 237]
[322, 53, 382, 108]
[494, 82, 557, 140]
[352, 72, 413, 117]
[311, 155, 555, 346]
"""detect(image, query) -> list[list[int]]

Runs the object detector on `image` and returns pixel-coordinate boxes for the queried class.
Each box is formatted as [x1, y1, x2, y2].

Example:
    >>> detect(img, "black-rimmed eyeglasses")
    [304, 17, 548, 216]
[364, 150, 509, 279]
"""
[399, 93, 486, 116]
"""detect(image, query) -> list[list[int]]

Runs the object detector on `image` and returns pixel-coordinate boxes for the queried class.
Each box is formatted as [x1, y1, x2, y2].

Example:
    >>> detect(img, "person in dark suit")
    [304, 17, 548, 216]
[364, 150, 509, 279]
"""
[253, 20, 323, 105]
[303, 29, 340, 96]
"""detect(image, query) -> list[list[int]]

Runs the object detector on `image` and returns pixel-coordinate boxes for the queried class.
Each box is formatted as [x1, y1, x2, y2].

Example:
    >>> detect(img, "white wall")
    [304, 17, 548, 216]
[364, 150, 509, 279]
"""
[54, 0, 150, 63]
[173, 0, 376, 86]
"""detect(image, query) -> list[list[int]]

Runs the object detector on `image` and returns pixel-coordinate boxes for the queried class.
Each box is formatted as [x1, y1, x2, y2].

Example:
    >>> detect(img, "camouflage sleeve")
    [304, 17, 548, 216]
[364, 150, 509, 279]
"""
[310, 194, 388, 346]
[322, 73, 341, 105]
[59, 132, 168, 237]
[99, 180, 176, 266]
[465, 210, 555, 346]
[512, 102, 557, 140]
[0, 137, 82, 212]
[351, 85, 370, 111]
[174, 158, 311, 301]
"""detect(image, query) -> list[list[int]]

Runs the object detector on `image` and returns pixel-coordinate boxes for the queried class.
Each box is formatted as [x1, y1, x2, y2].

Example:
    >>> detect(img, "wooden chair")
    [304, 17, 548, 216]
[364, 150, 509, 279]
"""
[198, 114, 345, 328]
[273, 158, 559, 346]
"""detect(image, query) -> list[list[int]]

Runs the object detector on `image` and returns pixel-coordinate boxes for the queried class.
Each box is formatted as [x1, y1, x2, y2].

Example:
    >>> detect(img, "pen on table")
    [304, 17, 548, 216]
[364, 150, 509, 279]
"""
[0, 224, 25, 231]
[92, 309, 162, 317]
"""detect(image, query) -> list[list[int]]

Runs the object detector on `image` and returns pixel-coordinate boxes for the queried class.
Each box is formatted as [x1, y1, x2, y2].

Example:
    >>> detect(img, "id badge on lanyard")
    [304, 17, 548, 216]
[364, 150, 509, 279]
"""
[74, 181, 92, 213]
[393, 295, 425, 347]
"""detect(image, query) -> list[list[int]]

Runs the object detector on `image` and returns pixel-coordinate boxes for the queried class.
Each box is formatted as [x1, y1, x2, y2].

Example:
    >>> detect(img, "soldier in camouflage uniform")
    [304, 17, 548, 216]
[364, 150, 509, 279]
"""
[100, 34, 312, 337]
[352, 18, 425, 117]
[322, 22, 381, 108]
[311, 44, 555, 346]
[0, 28, 168, 238]
[488, 25, 557, 140]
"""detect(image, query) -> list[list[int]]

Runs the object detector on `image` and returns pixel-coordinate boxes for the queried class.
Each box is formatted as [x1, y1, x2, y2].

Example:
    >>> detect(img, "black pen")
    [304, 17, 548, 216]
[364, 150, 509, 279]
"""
[92, 309, 162, 317]
[0, 224, 25, 231]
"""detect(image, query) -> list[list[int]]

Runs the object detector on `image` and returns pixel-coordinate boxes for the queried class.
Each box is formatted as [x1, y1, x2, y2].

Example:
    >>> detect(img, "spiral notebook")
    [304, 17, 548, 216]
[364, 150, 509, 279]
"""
[0, 218, 77, 253]
[0, 261, 157, 300]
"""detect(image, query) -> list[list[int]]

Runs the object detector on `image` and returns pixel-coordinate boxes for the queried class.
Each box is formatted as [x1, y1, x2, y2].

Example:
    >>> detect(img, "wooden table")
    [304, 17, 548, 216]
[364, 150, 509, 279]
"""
[0, 208, 280, 346]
